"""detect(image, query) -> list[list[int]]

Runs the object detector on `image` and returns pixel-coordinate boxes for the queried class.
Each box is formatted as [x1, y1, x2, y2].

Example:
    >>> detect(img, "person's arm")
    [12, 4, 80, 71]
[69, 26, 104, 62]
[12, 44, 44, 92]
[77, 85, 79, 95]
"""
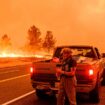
[62, 67, 76, 76]
[62, 59, 77, 76]
[56, 66, 76, 77]
[56, 68, 62, 77]
[56, 59, 77, 77]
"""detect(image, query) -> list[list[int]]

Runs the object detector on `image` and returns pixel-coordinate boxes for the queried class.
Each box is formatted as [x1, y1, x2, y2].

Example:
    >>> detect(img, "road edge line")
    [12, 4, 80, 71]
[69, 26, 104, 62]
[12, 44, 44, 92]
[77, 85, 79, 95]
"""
[0, 74, 30, 83]
[2, 90, 35, 105]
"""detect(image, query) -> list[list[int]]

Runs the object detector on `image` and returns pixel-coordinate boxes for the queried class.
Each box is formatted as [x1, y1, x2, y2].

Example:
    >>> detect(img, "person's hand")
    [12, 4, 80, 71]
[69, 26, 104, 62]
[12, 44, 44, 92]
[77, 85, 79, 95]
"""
[52, 57, 60, 63]
[56, 68, 63, 77]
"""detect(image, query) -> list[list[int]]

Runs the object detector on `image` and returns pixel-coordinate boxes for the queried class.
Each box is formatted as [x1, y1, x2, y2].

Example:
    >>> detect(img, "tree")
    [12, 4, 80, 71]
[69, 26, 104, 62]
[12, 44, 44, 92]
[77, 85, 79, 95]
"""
[0, 34, 12, 51]
[43, 31, 56, 52]
[27, 25, 42, 52]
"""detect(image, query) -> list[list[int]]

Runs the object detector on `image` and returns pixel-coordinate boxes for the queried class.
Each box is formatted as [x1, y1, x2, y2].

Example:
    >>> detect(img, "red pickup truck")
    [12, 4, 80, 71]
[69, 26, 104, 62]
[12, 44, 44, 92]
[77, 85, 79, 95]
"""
[30, 45, 105, 103]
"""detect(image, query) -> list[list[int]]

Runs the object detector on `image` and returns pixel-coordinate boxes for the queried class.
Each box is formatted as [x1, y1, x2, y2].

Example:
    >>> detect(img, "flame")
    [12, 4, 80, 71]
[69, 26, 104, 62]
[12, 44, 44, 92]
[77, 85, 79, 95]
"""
[34, 54, 44, 58]
[0, 51, 52, 58]
[0, 52, 23, 57]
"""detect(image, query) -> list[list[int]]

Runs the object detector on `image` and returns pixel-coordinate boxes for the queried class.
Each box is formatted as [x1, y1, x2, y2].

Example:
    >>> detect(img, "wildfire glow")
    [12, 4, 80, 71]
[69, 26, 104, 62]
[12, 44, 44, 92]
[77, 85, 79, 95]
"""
[0, 51, 52, 58]
[34, 54, 44, 58]
[0, 52, 23, 57]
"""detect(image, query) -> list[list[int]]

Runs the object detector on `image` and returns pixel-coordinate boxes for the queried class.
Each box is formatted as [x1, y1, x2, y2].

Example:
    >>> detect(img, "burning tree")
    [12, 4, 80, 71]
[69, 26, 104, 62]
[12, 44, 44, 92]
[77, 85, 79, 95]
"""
[26, 25, 42, 53]
[0, 34, 12, 52]
[42, 31, 56, 52]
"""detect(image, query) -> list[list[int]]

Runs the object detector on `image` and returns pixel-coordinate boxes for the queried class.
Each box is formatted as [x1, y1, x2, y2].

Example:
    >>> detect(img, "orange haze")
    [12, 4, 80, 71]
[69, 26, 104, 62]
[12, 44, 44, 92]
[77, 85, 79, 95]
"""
[0, 0, 105, 52]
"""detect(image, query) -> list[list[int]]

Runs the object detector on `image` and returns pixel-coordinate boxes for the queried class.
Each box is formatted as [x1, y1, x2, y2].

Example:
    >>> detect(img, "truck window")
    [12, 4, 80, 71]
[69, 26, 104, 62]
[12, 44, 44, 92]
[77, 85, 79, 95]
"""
[95, 47, 101, 59]
[53, 46, 96, 58]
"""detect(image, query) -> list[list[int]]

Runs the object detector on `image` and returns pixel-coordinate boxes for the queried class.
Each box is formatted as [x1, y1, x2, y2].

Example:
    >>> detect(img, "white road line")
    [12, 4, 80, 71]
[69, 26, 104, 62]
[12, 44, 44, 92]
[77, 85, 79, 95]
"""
[0, 70, 19, 74]
[0, 74, 30, 83]
[2, 90, 35, 105]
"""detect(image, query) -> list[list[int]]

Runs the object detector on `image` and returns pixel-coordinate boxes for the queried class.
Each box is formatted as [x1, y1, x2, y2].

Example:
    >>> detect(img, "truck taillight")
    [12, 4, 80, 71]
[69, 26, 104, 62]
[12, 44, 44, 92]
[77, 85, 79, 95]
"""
[89, 69, 94, 76]
[30, 67, 34, 73]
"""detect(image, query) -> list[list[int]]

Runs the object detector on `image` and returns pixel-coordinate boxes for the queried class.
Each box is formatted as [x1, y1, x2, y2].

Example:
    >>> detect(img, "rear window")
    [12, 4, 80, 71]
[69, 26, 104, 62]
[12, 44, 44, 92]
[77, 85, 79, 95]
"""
[53, 46, 96, 58]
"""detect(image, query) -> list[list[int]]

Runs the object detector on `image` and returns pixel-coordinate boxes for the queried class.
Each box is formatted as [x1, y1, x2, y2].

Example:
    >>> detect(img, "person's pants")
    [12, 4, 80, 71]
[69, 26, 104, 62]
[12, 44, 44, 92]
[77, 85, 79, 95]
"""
[57, 76, 77, 105]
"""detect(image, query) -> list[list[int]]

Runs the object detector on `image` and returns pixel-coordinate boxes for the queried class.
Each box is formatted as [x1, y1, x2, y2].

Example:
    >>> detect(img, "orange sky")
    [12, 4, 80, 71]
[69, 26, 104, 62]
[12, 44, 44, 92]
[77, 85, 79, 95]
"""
[0, 0, 105, 52]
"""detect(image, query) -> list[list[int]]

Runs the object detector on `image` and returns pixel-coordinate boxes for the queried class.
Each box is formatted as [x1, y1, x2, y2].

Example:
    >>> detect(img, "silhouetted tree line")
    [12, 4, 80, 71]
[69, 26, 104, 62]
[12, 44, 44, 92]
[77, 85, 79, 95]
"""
[0, 34, 12, 53]
[0, 25, 56, 53]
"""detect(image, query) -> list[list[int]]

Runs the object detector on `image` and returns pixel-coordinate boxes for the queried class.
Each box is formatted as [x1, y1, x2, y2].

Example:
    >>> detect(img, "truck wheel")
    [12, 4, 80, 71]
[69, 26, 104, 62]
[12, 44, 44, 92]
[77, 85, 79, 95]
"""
[102, 69, 105, 85]
[89, 79, 100, 103]
[36, 89, 48, 99]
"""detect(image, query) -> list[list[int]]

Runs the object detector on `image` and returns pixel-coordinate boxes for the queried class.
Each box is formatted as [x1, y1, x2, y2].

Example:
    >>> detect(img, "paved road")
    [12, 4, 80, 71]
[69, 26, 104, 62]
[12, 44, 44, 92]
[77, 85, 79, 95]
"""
[4, 86, 105, 105]
[0, 64, 105, 105]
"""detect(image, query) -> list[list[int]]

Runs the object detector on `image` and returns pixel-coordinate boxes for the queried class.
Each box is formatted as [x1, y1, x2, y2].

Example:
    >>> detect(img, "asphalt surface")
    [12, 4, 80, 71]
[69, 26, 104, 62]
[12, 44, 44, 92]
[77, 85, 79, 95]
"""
[0, 64, 33, 105]
[0, 61, 105, 105]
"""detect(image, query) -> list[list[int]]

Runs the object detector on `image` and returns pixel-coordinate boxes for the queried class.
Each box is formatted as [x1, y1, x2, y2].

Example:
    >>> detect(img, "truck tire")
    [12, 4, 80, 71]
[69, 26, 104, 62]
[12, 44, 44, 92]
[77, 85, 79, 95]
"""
[89, 77, 100, 103]
[36, 89, 48, 99]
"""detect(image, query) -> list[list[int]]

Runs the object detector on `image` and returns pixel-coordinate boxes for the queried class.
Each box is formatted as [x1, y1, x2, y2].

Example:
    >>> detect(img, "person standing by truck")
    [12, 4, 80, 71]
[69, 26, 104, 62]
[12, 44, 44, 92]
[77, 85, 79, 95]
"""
[56, 47, 77, 105]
